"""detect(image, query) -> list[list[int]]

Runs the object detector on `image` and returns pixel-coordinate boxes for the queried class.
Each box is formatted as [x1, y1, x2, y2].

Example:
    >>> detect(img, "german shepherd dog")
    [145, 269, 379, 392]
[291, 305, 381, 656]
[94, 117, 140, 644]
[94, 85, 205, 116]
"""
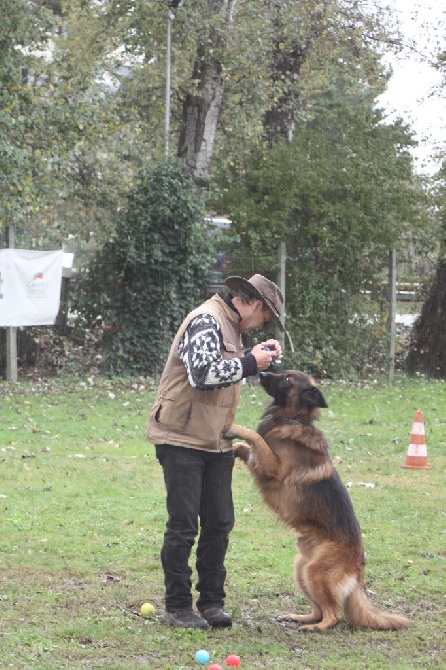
[227, 370, 409, 632]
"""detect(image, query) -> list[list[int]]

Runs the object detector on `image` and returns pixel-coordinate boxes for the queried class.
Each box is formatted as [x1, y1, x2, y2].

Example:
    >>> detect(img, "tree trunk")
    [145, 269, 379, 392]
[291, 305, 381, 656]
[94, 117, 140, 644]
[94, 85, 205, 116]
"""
[263, 2, 329, 144]
[406, 258, 446, 378]
[177, 0, 236, 186]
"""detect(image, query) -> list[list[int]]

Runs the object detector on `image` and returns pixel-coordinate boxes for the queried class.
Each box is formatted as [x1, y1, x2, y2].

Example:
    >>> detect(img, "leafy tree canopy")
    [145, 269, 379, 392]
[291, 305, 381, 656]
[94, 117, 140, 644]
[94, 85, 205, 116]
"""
[72, 160, 215, 374]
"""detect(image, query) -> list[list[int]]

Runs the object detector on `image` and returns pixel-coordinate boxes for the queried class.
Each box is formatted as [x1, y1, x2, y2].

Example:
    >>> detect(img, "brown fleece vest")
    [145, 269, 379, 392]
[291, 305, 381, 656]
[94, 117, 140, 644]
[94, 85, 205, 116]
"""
[146, 294, 244, 451]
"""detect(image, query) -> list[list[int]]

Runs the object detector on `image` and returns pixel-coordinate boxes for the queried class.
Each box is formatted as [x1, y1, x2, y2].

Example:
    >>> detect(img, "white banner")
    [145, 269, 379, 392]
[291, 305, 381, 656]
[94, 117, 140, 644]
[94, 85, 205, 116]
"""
[0, 249, 64, 327]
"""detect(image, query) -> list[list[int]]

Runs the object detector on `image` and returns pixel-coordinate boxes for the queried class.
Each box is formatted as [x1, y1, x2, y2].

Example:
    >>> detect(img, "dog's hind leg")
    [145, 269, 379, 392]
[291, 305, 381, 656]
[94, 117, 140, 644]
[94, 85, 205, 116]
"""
[302, 543, 366, 632]
[278, 553, 323, 626]
[283, 548, 342, 632]
[278, 608, 323, 625]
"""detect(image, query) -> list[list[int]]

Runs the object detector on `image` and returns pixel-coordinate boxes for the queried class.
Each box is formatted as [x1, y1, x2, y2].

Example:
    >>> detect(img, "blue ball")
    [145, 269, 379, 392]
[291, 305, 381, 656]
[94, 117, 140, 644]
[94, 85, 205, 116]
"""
[195, 649, 210, 664]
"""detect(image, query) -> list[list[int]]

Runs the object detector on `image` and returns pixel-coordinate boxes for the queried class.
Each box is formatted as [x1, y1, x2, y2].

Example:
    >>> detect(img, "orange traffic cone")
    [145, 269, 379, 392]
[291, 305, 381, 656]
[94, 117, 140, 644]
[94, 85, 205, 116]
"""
[402, 409, 431, 470]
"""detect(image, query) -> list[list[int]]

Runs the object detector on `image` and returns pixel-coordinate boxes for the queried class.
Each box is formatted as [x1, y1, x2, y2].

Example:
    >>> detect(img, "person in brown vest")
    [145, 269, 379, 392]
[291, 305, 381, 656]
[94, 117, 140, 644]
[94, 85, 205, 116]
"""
[147, 274, 284, 629]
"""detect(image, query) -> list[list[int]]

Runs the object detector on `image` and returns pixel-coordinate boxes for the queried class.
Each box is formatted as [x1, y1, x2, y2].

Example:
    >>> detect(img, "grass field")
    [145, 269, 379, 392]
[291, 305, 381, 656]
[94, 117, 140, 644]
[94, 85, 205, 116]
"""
[0, 374, 445, 669]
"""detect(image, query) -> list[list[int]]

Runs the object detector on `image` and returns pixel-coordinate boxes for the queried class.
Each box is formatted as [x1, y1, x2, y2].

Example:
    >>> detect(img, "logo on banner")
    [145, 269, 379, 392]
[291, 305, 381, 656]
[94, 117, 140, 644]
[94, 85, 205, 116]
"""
[27, 271, 48, 298]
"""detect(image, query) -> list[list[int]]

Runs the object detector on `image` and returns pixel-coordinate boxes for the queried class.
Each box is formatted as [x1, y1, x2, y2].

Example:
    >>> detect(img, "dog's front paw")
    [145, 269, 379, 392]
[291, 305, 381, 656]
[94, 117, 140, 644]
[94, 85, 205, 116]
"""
[233, 441, 251, 462]
[224, 424, 240, 441]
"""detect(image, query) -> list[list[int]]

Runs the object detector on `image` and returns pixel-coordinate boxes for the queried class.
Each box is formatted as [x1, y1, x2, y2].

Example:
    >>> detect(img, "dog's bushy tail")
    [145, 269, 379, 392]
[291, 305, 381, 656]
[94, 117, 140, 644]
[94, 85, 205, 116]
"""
[344, 586, 409, 630]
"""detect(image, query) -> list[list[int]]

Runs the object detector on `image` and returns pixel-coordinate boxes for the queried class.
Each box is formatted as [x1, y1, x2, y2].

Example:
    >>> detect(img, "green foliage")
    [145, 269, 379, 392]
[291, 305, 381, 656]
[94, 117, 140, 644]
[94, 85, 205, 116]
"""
[0, 0, 442, 379]
[0, 0, 54, 231]
[72, 160, 214, 374]
[0, 0, 411, 245]
[283, 268, 388, 378]
[0, 0, 145, 245]
[210, 65, 428, 377]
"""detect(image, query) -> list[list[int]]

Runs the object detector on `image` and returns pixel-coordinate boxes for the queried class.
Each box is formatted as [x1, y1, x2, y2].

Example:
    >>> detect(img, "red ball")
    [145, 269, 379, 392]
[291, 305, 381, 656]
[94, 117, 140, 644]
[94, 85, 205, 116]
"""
[225, 655, 241, 667]
[208, 665, 222, 670]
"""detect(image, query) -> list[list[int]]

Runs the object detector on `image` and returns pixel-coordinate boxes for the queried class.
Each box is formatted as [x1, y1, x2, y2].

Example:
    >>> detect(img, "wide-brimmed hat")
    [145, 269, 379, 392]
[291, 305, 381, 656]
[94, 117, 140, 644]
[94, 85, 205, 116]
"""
[225, 274, 284, 332]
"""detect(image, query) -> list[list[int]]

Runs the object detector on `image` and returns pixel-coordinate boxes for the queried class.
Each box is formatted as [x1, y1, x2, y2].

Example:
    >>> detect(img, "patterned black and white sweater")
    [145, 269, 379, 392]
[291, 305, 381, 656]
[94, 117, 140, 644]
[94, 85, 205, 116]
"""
[178, 313, 258, 390]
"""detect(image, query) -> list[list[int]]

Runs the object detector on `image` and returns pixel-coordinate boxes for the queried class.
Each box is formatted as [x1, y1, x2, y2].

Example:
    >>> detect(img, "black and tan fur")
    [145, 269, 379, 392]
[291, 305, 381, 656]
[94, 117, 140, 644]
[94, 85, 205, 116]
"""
[228, 370, 409, 632]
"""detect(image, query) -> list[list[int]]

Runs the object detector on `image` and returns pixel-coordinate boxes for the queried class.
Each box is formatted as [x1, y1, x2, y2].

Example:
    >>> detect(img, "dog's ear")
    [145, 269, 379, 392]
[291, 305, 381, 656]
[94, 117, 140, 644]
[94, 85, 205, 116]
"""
[300, 386, 328, 409]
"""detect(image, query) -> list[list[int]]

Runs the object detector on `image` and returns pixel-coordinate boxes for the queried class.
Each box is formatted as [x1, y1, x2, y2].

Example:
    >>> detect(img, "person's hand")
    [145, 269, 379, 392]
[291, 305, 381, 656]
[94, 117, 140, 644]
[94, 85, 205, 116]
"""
[263, 339, 282, 360]
[251, 342, 281, 371]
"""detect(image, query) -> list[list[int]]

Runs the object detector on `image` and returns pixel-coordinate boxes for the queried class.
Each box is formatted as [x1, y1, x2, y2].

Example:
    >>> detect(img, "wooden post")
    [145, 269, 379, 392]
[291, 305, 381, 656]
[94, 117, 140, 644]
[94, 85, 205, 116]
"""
[277, 242, 286, 351]
[5, 225, 18, 382]
[387, 247, 396, 383]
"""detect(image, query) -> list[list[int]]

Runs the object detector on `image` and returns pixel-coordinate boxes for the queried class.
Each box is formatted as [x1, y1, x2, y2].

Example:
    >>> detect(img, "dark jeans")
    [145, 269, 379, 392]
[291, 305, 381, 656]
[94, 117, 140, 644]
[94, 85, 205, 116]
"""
[155, 444, 235, 613]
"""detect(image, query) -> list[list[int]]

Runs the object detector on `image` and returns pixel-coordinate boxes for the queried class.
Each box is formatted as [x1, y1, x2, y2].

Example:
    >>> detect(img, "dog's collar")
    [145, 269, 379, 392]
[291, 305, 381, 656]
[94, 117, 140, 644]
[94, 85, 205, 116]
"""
[283, 417, 312, 426]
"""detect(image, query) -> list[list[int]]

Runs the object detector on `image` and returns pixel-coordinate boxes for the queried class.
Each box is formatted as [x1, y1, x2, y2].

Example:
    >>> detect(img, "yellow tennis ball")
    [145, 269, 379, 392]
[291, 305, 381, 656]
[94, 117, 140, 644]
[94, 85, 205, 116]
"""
[140, 602, 155, 618]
